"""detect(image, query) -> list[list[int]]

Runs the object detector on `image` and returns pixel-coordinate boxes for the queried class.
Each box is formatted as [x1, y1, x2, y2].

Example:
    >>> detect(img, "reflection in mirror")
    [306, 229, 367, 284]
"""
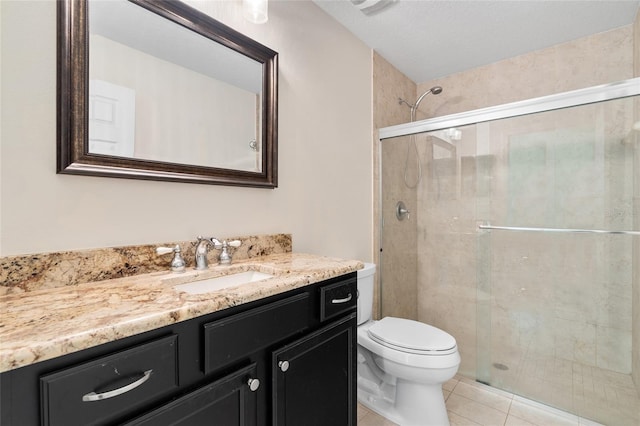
[89, 0, 263, 172]
[57, 0, 278, 187]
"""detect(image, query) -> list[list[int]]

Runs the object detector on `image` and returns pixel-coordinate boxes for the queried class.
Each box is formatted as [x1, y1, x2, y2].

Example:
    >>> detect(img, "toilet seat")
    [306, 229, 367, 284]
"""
[358, 320, 460, 370]
[367, 317, 457, 355]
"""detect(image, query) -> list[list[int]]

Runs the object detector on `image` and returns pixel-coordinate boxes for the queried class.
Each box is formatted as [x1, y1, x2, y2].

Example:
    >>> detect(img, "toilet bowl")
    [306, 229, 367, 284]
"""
[357, 263, 460, 426]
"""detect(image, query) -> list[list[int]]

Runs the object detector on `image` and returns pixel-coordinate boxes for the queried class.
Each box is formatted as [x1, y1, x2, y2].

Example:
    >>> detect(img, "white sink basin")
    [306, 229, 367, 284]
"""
[173, 271, 274, 295]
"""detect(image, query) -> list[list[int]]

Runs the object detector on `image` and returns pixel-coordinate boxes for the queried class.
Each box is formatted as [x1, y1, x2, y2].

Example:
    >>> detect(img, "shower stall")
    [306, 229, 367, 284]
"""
[377, 78, 640, 426]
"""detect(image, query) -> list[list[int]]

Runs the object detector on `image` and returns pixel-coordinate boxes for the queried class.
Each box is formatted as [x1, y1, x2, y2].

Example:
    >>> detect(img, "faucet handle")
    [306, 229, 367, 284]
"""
[157, 245, 186, 273]
[218, 240, 241, 265]
[156, 246, 175, 255]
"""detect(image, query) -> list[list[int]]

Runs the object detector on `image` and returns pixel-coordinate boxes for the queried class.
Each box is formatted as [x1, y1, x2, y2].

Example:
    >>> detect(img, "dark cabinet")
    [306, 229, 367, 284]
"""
[124, 363, 259, 426]
[272, 313, 356, 426]
[0, 272, 357, 426]
[40, 335, 179, 426]
[202, 293, 310, 374]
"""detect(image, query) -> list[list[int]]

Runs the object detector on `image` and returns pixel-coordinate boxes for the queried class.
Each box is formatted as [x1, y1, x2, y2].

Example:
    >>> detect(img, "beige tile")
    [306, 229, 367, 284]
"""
[448, 410, 483, 426]
[458, 376, 515, 399]
[543, 381, 575, 413]
[452, 381, 513, 413]
[443, 377, 460, 392]
[513, 396, 580, 421]
[513, 378, 553, 407]
[358, 403, 371, 422]
[505, 414, 537, 426]
[508, 399, 579, 426]
[446, 393, 508, 426]
[576, 401, 631, 426]
[617, 385, 640, 405]
[600, 368, 637, 389]
[361, 363, 637, 425]
[577, 417, 605, 426]
[358, 411, 399, 426]
[595, 325, 632, 373]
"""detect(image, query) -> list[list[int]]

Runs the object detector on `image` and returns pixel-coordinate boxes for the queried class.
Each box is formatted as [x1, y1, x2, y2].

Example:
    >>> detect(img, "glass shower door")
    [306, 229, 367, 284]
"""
[378, 80, 640, 426]
[380, 123, 482, 378]
[476, 96, 639, 425]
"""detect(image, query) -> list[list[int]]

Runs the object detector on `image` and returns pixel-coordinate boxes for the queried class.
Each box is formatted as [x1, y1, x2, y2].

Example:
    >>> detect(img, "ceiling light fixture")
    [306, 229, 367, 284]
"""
[243, 0, 268, 24]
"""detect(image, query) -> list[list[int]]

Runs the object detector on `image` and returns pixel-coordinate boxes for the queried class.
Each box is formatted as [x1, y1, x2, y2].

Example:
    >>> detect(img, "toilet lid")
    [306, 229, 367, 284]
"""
[367, 317, 457, 354]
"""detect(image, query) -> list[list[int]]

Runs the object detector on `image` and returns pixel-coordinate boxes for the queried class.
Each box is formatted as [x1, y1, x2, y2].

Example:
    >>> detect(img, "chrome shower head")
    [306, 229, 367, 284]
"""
[411, 86, 443, 121]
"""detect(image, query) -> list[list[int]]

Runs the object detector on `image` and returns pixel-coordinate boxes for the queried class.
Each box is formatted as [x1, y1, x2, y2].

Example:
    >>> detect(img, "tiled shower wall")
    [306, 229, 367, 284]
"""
[412, 25, 635, 378]
[413, 106, 638, 422]
[414, 26, 634, 119]
[374, 22, 638, 383]
[373, 53, 418, 320]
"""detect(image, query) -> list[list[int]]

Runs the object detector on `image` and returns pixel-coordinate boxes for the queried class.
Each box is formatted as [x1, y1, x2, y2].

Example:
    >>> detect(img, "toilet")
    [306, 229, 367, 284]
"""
[357, 263, 460, 426]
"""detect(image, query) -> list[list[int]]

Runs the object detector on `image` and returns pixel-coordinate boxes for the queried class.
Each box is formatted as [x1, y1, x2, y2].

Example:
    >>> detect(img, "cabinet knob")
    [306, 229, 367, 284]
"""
[278, 360, 290, 372]
[247, 378, 260, 392]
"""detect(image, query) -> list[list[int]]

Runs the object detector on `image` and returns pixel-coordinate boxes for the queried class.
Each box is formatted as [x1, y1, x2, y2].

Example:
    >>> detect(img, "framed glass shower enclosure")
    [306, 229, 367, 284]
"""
[377, 78, 640, 425]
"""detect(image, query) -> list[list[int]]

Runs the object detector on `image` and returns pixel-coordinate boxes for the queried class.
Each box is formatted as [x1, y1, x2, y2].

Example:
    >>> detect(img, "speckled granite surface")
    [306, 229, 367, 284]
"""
[0, 252, 362, 373]
[0, 234, 291, 294]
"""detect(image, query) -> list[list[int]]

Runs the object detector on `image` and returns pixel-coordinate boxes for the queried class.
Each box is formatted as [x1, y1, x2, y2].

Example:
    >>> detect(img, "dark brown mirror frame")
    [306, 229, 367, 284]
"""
[57, 0, 278, 188]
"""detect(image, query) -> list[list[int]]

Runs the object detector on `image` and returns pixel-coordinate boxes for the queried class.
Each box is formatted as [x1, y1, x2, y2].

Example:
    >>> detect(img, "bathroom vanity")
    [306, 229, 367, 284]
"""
[0, 253, 360, 425]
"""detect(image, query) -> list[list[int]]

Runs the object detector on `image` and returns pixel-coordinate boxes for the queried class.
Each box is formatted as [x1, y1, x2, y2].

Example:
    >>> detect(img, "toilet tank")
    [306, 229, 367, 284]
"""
[357, 263, 376, 325]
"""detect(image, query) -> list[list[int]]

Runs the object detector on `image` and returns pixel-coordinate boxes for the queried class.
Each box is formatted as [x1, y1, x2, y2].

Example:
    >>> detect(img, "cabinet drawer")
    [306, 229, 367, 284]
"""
[41, 335, 178, 426]
[319, 278, 357, 322]
[204, 293, 309, 374]
[123, 363, 258, 425]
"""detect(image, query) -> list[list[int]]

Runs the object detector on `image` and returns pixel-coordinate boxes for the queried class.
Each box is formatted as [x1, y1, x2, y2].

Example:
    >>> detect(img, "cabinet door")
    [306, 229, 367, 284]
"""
[272, 313, 356, 426]
[125, 363, 259, 426]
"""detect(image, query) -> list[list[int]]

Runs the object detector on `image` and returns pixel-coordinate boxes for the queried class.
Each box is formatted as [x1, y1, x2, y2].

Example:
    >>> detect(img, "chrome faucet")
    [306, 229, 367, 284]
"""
[194, 236, 222, 270]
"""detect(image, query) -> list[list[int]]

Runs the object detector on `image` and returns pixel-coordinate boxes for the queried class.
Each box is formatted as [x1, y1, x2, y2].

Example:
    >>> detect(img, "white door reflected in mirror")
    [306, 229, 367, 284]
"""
[89, 79, 136, 157]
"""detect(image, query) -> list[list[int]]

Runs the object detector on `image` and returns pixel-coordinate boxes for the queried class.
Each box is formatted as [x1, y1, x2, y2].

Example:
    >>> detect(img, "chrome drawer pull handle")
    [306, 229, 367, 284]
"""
[331, 294, 353, 304]
[82, 369, 153, 402]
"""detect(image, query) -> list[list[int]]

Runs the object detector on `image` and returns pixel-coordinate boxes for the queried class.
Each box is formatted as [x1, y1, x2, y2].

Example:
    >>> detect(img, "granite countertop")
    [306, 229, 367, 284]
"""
[0, 253, 363, 373]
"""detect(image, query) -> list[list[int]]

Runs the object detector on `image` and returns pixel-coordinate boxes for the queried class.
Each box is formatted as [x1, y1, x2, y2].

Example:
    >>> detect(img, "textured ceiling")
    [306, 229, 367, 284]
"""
[313, 0, 640, 84]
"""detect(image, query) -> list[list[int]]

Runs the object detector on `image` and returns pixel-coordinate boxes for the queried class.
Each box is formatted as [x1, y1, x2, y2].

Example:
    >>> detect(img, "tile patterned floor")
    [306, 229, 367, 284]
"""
[489, 352, 640, 426]
[357, 375, 608, 426]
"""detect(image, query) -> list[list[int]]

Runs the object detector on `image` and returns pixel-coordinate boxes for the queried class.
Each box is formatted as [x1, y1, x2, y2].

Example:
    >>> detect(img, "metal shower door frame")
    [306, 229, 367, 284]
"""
[375, 76, 640, 327]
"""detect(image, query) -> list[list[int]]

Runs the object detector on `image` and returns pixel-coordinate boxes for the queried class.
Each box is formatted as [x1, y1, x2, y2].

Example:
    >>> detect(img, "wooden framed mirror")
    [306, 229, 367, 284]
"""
[57, 0, 278, 187]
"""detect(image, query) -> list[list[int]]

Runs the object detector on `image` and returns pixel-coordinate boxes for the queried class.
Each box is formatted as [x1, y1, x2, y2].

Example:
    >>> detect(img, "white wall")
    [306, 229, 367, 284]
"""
[0, 0, 373, 261]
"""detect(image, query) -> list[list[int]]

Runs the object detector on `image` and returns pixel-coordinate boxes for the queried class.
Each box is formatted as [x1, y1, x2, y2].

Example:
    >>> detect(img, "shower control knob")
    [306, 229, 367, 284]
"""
[396, 201, 410, 221]
[278, 360, 290, 372]
[247, 378, 260, 392]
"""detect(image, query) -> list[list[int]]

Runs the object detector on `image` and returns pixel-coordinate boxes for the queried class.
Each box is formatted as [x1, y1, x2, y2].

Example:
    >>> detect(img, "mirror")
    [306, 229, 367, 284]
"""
[57, 0, 278, 187]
